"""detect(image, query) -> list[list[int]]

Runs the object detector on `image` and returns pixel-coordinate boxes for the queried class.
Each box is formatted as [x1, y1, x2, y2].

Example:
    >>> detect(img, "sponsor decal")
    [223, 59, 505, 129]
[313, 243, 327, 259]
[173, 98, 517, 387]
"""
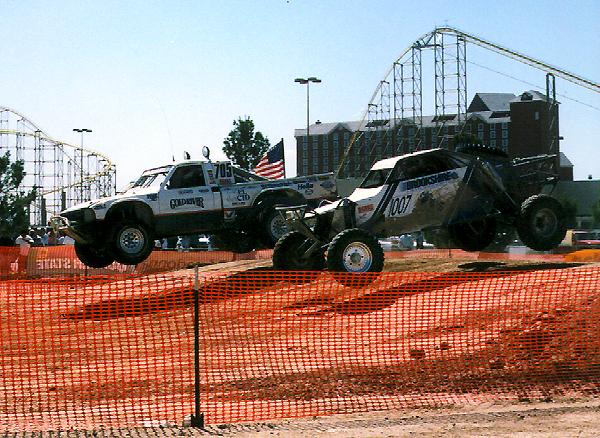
[236, 189, 250, 202]
[298, 182, 314, 191]
[146, 194, 158, 201]
[400, 170, 459, 191]
[178, 189, 193, 195]
[298, 182, 314, 195]
[358, 204, 375, 214]
[170, 197, 205, 209]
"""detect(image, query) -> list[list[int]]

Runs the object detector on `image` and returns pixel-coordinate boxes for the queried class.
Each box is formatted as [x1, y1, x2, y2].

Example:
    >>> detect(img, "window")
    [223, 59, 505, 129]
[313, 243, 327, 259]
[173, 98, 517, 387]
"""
[132, 166, 171, 189]
[333, 146, 339, 166]
[502, 139, 508, 150]
[168, 165, 205, 189]
[302, 158, 308, 175]
[360, 168, 392, 189]
[502, 129, 508, 139]
[388, 154, 451, 183]
[534, 111, 540, 120]
[344, 132, 350, 145]
[465, 124, 471, 134]
[490, 127, 496, 139]
[490, 139, 496, 148]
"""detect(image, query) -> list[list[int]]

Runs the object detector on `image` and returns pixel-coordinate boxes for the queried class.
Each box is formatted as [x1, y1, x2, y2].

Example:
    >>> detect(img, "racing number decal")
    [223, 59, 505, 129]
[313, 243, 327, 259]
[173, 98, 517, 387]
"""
[388, 194, 412, 217]
[216, 163, 232, 178]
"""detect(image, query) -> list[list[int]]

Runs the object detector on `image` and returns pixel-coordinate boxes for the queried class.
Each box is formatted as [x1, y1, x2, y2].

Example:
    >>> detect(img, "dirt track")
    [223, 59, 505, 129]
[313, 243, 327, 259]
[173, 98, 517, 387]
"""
[1, 254, 599, 433]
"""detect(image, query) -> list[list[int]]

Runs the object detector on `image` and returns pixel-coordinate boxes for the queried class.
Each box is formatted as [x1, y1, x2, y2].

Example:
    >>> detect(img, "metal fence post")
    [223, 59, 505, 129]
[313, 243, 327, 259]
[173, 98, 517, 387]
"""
[190, 265, 204, 428]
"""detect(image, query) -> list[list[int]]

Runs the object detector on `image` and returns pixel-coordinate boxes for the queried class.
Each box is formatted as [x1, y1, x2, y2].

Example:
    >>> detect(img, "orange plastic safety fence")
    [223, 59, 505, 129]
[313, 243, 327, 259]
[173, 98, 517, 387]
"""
[1, 266, 600, 430]
[0, 246, 578, 280]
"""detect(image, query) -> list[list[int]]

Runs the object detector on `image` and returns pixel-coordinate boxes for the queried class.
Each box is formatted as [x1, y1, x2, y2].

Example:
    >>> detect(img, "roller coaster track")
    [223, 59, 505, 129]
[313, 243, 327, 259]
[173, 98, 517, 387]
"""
[337, 26, 599, 178]
[0, 106, 116, 224]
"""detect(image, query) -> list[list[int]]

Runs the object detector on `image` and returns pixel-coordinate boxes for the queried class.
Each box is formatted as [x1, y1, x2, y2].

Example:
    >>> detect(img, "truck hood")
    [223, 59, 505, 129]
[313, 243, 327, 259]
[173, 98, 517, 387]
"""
[61, 186, 159, 215]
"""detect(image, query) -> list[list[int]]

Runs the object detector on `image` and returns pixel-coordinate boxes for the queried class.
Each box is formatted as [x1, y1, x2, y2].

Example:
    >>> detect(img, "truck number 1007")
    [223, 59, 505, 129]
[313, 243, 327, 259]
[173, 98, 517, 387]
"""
[389, 194, 412, 216]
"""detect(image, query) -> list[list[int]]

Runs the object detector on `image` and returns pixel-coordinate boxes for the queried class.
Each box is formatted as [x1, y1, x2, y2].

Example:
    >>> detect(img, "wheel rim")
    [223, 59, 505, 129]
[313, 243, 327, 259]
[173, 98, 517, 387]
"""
[532, 208, 558, 237]
[342, 242, 373, 273]
[119, 227, 145, 254]
[269, 215, 289, 241]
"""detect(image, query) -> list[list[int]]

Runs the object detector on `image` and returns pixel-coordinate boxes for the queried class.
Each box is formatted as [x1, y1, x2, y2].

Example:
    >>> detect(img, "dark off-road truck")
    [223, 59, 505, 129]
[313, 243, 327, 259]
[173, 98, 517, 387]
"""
[52, 159, 336, 268]
[273, 146, 566, 282]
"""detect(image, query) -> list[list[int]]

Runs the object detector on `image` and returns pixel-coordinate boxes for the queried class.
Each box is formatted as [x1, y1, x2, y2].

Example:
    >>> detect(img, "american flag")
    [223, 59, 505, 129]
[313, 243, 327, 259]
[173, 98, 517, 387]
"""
[253, 139, 285, 179]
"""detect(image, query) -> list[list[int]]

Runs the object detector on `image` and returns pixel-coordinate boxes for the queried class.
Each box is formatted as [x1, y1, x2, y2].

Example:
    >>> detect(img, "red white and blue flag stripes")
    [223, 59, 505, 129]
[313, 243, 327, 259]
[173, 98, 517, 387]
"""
[253, 139, 285, 179]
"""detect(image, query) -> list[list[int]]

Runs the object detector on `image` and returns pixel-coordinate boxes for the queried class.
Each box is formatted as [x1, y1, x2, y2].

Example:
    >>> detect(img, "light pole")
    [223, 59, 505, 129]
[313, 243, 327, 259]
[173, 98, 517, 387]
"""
[73, 128, 92, 202]
[294, 77, 321, 159]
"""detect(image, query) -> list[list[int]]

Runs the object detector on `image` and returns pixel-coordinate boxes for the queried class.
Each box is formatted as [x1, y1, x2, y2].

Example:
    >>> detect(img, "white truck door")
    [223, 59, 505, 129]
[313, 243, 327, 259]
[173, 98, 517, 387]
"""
[157, 163, 222, 235]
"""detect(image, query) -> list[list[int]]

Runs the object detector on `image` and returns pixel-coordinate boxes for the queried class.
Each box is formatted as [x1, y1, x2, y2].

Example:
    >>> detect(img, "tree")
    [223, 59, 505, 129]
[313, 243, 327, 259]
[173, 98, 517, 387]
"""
[592, 199, 600, 228]
[558, 197, 578, 229]
[223, 117, 270, 170]
[452, 132, 484, 149]
[0, 152, 36, 240]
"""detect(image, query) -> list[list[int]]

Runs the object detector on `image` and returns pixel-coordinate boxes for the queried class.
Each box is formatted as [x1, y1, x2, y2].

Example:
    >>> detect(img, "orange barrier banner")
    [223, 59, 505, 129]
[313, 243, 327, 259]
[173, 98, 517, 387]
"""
[0, 245, 574, 280]
[1, 267, 599, 430]
[27, 246, 135, 276]
[0, 246, 272, 278]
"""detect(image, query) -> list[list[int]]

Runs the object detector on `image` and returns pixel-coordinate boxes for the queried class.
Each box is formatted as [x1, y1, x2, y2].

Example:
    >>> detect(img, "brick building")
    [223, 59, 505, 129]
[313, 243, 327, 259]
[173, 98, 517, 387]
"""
[295, 90, 572, 180]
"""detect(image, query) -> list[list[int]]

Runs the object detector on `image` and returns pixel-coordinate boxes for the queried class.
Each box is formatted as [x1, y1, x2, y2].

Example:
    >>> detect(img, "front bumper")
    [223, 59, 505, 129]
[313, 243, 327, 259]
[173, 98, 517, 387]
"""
[50, 216, 92, 244]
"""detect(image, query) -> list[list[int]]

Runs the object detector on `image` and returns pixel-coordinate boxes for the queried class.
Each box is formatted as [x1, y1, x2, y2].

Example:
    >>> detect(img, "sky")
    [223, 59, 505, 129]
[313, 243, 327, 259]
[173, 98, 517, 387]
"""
[1, 0, 599, 188]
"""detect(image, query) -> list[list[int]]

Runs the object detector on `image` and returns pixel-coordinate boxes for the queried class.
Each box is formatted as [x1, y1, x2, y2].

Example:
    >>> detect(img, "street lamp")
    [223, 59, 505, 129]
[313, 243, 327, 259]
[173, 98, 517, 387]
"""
[294, 76, 321, 151]
[73, 128, 92, 202]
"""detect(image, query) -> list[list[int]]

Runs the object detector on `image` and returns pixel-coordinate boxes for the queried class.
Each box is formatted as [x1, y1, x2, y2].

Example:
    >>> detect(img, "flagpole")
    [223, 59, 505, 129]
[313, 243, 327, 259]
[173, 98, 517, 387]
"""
[281, 138, 286, 178]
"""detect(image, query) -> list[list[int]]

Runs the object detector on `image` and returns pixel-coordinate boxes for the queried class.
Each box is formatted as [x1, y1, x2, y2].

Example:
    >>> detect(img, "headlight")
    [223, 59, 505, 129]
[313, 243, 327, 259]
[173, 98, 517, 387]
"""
[63, 208, 96, 223]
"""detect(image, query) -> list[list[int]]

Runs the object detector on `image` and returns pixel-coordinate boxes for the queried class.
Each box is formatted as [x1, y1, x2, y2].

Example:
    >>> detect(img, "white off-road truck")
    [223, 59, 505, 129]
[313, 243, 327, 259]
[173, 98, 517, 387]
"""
[52, 157, 336, 268]
[273, 147, 566, 282]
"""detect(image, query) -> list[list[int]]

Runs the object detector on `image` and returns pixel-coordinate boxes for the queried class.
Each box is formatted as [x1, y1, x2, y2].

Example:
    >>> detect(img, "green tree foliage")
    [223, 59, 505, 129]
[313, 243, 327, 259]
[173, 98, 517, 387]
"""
[592, 199, 600, 228]
[452, 132, 484, 149]
[223, 117, 270, 170]
[558, 197, 578, 228]
[0, 152, 36, 240]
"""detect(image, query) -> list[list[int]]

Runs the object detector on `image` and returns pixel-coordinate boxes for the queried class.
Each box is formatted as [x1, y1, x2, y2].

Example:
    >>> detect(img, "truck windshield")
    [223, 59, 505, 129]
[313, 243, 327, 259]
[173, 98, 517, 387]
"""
[359, 168, 392, 189]
[131, 166, 172, 189]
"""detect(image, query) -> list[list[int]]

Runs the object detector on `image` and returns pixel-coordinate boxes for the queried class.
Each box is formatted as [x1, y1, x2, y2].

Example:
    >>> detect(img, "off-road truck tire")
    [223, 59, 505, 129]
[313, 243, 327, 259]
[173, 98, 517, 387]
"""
[110, 221, 154, 265]
[74, 242, 115, 269]
[449, 218, 497, 252]
[327, 228, 384, 287]
[516, 195, 566, 251]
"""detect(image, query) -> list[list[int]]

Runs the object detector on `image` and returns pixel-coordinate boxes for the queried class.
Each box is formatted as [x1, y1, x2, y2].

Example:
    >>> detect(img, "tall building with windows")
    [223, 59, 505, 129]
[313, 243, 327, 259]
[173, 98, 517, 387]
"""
[295, 90, 571, 180]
